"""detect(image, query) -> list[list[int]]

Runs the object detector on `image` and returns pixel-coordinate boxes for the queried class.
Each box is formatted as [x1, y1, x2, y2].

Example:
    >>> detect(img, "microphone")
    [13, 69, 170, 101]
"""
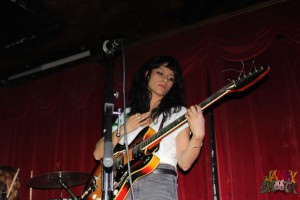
[102, 38, 123, 53]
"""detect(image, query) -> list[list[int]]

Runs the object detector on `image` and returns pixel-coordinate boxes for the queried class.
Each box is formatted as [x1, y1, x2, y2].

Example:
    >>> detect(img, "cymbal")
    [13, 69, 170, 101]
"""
[27, 171, 89, 189]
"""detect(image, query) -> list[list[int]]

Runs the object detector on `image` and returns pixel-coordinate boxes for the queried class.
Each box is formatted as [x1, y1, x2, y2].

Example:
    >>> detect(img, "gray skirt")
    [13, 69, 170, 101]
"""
[125, 164, 178, 200]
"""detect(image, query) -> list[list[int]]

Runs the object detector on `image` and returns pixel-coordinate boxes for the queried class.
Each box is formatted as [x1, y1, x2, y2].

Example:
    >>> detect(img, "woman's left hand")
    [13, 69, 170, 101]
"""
[185, 105, 205, 141]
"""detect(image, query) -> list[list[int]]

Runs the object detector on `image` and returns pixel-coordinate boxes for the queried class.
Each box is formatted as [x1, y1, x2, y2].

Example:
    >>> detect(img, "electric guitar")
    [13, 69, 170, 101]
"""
[83, 66, 270, 200]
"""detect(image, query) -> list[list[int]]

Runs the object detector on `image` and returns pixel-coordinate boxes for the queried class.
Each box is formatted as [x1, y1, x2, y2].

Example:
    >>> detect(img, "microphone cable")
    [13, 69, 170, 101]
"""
[119, 40, 135, 200]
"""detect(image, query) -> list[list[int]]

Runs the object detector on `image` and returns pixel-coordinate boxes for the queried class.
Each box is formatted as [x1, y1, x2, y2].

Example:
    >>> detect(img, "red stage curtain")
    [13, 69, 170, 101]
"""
[1, 1, 300, 199]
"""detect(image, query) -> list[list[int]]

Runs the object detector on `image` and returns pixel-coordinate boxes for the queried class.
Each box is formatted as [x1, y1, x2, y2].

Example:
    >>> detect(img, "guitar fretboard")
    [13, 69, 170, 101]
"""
[132, 83, 233, 156]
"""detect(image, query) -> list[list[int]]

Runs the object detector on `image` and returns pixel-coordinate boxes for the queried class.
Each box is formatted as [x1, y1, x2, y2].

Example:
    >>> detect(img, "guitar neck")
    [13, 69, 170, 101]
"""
[135, 84, 232, 153]
[133, 66, 270, 154]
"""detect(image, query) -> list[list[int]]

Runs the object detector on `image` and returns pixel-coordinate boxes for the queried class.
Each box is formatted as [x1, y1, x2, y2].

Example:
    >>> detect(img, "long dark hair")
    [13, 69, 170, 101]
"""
[129, 55, 185, 120]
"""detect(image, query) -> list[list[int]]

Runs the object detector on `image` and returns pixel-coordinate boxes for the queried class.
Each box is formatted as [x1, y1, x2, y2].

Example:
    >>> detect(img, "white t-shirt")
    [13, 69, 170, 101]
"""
[112, 107, 189, 168]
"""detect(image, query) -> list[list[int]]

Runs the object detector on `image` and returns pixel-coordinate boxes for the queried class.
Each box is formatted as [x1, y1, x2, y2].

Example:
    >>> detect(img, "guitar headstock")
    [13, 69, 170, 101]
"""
[227, 66, 270, 92]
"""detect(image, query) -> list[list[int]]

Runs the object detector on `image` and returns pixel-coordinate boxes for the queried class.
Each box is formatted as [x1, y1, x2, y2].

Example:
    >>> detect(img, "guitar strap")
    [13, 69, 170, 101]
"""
[155, 114, 166, 152]
[158, 114, 166, 131]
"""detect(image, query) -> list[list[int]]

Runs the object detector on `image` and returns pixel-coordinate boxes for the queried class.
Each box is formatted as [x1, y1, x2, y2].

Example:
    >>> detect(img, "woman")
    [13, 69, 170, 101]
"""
[93, 55, 205, 200]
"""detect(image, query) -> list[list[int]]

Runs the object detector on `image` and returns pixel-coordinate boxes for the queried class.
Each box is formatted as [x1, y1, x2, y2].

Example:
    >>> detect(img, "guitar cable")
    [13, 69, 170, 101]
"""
[120, 44, 135, 200]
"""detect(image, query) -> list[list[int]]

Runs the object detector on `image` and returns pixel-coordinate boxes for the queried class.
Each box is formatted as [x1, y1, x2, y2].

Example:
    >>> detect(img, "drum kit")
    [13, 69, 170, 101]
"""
[27, 171, 90, 200]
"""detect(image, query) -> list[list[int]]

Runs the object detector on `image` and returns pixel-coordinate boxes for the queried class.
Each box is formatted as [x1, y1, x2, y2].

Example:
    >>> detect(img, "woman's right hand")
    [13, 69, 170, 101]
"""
[122, 112, 150, 134]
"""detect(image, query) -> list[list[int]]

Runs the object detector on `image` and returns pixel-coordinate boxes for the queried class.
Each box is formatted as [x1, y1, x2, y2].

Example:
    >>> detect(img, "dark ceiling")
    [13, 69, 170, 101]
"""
[0, 0, 277, 84]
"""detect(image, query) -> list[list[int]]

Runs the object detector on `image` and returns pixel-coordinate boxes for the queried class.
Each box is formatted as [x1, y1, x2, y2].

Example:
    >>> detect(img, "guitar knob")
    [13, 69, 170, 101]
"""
[92, 194, 101, 200]
[113, 189, 119, 196]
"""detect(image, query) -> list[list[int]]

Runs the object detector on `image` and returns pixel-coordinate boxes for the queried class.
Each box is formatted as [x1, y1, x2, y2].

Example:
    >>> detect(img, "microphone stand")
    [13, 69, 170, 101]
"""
[102, 45, 116, 200]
